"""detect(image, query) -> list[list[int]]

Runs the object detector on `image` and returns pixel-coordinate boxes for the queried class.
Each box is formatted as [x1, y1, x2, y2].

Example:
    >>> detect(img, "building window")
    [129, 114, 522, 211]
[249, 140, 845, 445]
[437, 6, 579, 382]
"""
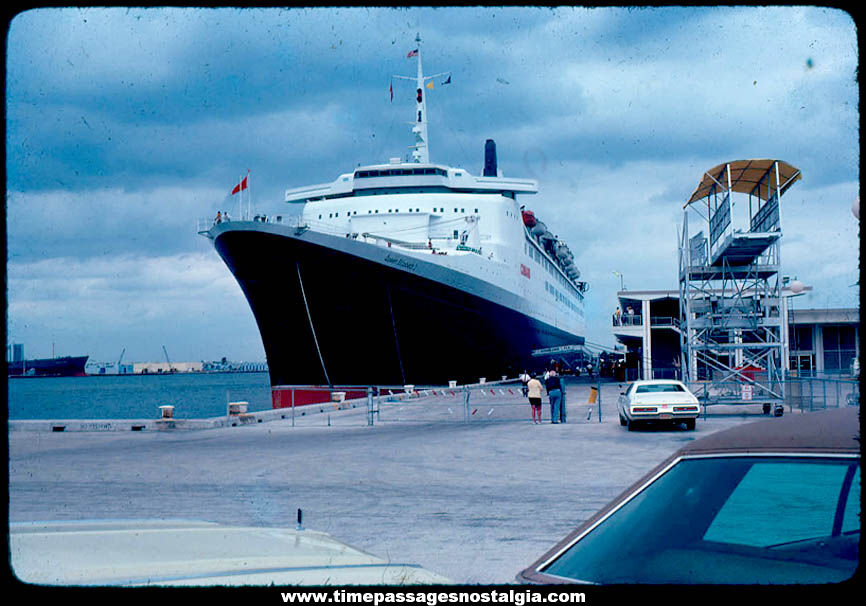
[822, 325, 857, 373]
[791, 325, 813, 351]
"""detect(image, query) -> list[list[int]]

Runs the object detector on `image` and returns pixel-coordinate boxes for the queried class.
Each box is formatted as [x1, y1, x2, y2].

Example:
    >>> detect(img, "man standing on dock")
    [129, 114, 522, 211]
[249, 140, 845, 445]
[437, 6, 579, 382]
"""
[545, 369, 563, 424]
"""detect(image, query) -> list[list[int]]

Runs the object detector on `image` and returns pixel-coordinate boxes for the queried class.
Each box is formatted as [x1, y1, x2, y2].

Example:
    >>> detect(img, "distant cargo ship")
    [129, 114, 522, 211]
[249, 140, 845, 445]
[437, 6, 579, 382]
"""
[8, 356, 89, 378]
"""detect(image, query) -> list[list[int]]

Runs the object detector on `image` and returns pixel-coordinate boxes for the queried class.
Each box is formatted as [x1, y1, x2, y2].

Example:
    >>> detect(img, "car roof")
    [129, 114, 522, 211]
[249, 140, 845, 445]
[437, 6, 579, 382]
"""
[631, 379, 683, 385]
[678, 406, 860, 456]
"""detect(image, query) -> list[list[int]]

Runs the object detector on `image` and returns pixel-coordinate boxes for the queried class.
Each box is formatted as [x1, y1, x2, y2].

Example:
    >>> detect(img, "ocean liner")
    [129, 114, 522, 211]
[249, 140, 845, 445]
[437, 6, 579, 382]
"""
[201, 35, 587, 406]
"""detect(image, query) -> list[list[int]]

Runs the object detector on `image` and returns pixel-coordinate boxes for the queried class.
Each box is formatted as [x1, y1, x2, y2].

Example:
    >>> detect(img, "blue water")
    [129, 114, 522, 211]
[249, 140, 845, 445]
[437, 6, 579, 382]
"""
[7, 372, 273, 420]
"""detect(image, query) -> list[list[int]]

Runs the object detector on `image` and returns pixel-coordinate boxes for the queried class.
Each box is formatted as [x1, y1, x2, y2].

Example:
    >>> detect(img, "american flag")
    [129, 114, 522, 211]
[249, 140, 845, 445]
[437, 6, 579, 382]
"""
[406, 48, 418, 58]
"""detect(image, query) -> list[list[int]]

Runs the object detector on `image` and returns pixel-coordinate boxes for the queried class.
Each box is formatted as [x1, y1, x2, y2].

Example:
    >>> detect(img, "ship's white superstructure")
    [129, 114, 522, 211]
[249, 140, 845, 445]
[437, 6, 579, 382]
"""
[285, 167, 586, 336]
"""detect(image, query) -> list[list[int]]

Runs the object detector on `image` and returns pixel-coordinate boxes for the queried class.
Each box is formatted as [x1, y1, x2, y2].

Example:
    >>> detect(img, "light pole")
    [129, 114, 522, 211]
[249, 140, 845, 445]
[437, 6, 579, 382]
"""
[612, 271, 624, 291]
[784, 276, 806, 375]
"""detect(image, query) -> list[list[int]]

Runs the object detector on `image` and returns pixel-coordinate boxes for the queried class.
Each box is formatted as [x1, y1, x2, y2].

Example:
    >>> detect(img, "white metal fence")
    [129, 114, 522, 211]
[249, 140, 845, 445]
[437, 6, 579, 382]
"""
[270, 379, 609, 427]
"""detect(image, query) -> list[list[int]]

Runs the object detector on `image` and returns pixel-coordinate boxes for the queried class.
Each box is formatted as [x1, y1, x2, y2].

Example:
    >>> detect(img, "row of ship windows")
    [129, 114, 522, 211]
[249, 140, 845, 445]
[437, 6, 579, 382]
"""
[545, 281, 584, 317]
[319, 208, 481, 219]
[354, 168, 450, 178]
[526, 241, 582, 300]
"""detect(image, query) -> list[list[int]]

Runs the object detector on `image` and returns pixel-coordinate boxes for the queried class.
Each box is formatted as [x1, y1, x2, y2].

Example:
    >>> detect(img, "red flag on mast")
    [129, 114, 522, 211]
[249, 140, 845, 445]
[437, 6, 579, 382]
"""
[389, 81, 393, 102]
[231, 174, 248, 195]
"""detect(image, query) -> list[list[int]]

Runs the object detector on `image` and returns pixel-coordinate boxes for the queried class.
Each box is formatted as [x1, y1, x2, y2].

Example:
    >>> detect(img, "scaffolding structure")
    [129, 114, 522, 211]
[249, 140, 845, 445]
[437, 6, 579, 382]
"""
[678, 160, 801, 409]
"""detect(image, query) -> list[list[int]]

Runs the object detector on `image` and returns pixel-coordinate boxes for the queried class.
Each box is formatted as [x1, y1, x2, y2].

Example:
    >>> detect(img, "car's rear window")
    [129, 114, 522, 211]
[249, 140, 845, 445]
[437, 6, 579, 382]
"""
[635, 383, 685, 393]
[540, 456, 860, 584]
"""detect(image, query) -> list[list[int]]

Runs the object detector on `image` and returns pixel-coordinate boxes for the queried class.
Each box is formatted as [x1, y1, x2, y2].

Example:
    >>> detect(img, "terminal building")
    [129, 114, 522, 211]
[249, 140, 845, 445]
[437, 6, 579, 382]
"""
[611, 290, 859, 380]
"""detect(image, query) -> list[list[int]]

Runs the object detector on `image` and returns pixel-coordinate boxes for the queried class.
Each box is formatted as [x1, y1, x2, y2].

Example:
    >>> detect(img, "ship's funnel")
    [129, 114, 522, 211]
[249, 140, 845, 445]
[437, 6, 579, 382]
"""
[483, 139, 497, 177]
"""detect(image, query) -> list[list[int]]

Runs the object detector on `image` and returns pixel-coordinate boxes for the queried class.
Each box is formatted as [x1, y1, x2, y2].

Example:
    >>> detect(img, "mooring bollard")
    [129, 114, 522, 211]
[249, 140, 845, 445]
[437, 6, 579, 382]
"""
[228, 401, 248, 416]
[597, 378, 603, 423]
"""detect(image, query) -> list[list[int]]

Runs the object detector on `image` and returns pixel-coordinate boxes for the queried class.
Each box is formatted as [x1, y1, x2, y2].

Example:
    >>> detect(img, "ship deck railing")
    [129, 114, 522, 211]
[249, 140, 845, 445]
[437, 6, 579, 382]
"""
[197, 215, 483, 256]
[197, 213, 299, 234]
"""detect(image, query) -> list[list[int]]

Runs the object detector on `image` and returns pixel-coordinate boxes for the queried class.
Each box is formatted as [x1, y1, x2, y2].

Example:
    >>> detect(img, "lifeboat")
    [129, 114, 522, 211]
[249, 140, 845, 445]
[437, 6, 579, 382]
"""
[556, 242, 570, 259]
[521, 210, 537, 228]
[531, 221, 547, 237]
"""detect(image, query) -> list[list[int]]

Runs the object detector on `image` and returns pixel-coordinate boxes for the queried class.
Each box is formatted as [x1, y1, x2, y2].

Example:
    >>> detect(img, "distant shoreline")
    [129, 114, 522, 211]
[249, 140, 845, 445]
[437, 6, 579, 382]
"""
[8, 370, 270, 379]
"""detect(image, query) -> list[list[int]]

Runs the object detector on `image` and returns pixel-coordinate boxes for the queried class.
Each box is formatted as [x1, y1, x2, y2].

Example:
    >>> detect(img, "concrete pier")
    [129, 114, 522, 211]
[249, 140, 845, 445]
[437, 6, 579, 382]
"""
[8, 382, 769, 584]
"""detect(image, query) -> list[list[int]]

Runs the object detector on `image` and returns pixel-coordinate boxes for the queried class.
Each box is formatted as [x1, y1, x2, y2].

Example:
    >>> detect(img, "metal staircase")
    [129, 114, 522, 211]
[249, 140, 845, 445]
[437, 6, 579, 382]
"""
[678, 160, 801, 409]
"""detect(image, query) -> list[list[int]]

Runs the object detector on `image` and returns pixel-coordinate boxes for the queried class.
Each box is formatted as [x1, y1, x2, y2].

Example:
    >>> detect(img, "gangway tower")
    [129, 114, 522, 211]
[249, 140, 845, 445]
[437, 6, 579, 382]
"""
[678, 159, 801, 408]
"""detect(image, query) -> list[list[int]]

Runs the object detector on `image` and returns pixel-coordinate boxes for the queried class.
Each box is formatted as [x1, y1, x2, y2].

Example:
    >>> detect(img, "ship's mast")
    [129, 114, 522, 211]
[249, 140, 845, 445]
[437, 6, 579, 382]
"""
[412, 33, 429, 164]
[394, 33, 449, 164]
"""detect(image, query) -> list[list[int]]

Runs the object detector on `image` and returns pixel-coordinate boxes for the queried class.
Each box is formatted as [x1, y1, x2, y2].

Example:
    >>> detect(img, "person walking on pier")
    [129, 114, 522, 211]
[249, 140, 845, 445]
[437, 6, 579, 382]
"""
[527, 373, 543, 424]
[519, 369, 530, 397]
[545, 369, 563, 424]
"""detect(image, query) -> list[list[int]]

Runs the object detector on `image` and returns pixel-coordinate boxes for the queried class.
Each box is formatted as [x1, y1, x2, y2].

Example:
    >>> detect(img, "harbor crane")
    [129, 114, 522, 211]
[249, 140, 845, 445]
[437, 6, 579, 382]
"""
[162, 345, 175, 373]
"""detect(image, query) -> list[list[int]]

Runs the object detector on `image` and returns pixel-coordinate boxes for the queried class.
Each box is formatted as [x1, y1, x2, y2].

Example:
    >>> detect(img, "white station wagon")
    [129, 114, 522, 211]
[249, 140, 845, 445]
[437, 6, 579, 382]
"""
[618, 380, 701, 431]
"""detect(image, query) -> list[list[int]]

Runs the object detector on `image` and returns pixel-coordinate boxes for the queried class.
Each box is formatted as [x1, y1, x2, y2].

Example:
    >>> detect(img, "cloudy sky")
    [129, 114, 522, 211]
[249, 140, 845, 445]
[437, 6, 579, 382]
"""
[5, 6, 859, 364]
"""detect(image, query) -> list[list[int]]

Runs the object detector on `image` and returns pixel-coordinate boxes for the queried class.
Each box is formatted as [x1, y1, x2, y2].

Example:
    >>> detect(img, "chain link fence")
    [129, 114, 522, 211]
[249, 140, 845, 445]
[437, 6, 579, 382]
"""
[684, 375, 859, 416]
[785, 376, 859, 411]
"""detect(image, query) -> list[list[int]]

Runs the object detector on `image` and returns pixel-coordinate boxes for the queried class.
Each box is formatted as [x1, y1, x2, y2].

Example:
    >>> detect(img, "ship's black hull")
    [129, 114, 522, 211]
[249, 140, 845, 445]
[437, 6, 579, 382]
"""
[7, 356, 89, 377]
[214, 228, 582, 388]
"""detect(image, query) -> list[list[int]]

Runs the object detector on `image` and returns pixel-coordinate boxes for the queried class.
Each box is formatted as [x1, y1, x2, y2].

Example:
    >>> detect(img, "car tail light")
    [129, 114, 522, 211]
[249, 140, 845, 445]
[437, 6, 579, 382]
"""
[632, 407, 657, 413]
[673, 406, 698, 412]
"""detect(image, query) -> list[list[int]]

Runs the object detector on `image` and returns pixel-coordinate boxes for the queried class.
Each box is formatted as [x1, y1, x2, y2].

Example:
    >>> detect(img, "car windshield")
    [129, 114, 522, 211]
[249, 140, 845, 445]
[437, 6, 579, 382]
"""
[540, 456, 859, 584]
[635, 383, 685, 393]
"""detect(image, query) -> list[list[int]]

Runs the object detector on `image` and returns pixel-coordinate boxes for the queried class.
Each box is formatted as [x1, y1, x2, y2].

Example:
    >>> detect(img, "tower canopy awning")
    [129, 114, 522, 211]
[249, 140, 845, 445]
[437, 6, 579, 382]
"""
[685, 159, 801, 207]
